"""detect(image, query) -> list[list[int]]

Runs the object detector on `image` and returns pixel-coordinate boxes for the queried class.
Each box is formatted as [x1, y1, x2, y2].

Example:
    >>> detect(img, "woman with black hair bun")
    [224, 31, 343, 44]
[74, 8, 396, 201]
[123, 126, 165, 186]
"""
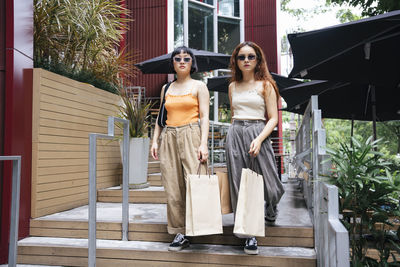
[151, 46, 210, 251]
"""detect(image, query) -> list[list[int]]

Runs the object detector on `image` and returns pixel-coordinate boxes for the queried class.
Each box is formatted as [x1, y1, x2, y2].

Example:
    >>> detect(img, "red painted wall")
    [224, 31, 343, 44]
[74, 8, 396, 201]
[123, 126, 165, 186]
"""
[0, 0, 6, 206]
[245, 0, 278, 73]
[244, 0, 283, 174]
[126, 0, 168, 98]
[0, 0, 33, 263]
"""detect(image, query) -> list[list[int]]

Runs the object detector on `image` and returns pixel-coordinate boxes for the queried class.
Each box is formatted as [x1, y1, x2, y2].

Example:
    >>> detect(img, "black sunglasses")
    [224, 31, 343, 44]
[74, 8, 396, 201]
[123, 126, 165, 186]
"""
[173, 57, 192, 63]
[237, 54, 256, 61]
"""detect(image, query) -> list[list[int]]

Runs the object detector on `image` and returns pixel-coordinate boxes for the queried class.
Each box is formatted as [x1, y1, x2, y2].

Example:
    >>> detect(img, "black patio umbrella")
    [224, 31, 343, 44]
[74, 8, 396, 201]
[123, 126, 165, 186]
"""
[288, 10, 400, 88]
[207, 73, 303, 93]
[135, 48, 231, 74]
[281, 80, 400, 122]
[287, 10, 400, 139]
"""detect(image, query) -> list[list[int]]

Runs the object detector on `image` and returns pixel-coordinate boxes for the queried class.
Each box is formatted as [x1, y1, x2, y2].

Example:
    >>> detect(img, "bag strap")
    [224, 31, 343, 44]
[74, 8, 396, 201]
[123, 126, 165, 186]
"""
[157, 81, 173, 127]
[163, 81, 172, 100]
[197, 162, 210, 177]
[249, 156, 257, 173]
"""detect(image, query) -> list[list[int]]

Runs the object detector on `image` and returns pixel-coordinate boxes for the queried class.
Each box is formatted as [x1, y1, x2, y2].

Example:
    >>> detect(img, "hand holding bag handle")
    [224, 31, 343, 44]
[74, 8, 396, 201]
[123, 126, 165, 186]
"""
[196, 162, 209, 177]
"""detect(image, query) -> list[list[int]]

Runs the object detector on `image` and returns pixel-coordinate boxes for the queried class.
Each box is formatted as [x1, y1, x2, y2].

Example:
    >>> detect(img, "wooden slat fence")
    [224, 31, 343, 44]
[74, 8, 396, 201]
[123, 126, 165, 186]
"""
[31, 69, 122, 218]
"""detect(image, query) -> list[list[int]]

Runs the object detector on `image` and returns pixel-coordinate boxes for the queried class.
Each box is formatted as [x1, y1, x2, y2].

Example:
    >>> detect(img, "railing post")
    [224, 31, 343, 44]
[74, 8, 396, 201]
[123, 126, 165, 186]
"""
[121, 119, 130, 241]
[0, 156, 21, 267]
[310, 95, 349, 267]
[211, 122, 215, 174]
[293, 95, 349, 266]
[88, 134, 97, 267]
[88, 117, 130, 267]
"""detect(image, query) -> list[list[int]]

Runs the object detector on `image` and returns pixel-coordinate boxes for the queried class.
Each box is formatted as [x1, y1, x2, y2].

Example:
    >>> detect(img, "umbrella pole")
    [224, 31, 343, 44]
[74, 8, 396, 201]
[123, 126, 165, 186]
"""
[371, 85, 377, 141]
[351, 115, 354, 148]
[351, 116, 354, 137]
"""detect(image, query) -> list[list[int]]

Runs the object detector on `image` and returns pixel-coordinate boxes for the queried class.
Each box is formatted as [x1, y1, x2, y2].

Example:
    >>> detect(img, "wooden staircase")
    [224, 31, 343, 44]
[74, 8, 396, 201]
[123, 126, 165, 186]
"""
[17, 159, 316, 266]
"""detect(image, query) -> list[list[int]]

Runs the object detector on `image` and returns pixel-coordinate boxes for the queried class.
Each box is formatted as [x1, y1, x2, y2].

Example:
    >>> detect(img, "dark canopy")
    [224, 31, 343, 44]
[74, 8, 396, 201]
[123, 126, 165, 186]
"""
[135, 49, 230, 74]
[280, 80, 400, 121]
[288, 10, 400, 88]
[207, 73, 303, 93]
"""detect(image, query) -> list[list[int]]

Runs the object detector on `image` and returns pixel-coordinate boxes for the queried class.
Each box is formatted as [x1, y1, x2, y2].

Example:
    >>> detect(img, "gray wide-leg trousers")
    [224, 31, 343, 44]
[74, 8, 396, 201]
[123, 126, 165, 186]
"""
[225, 120, 285, 221]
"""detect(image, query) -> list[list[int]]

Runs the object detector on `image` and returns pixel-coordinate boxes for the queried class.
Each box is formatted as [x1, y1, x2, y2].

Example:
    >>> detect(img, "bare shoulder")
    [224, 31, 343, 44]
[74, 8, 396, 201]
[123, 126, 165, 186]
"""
[160, 83, 167, 96]
[194, 80, 209, 98]
[228, 81, 235, 92]
[263, 80, 275, 96]
[195, 79, 207, 91]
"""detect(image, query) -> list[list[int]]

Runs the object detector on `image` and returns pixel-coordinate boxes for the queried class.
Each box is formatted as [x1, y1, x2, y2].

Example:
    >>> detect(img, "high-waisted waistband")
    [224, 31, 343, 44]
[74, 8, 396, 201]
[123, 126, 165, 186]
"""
[233, 119, 265, 125]
[165, 122, 199, 131]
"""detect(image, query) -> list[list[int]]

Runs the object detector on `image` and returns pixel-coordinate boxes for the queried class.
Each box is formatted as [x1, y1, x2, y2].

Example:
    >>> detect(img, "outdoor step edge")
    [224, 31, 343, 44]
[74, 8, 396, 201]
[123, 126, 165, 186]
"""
[18, 237, 317, 259]
[30, 219, 314, 237]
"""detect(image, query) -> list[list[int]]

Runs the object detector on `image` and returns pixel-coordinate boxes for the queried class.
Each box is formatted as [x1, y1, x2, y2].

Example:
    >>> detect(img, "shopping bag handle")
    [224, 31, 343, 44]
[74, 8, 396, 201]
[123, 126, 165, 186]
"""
[197, 162, 210, 178]
[248, 156, 258, 174]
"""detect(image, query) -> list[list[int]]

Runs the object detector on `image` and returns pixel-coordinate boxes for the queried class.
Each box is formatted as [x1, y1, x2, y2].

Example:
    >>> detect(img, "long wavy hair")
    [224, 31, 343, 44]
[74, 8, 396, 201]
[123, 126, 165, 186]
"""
[230, 41, 280, 99]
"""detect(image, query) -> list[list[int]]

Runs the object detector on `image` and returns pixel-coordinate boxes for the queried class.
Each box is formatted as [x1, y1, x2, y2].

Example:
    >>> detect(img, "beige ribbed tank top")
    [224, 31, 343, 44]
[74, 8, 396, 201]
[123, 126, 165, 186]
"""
[232, 84, 266, 120]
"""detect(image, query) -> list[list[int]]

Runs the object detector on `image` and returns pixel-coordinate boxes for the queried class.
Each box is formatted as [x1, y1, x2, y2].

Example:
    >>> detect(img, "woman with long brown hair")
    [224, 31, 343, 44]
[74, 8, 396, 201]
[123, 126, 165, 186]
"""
[226, 41, 285, 255]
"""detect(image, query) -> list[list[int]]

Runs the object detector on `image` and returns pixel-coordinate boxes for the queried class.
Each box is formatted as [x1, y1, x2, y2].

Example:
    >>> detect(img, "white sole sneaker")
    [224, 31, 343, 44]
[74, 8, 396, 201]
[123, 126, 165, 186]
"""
[244, 248, 259, 255]
[168, 243, 189, 251]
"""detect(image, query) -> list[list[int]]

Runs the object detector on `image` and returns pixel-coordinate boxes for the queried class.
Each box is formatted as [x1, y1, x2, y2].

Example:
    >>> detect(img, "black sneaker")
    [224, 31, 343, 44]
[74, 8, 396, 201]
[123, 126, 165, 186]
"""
[244, 237, 258, 255]
[265, 216, 276, 225]
[265, 206, 278, 225]
[168, 233, 190, 251]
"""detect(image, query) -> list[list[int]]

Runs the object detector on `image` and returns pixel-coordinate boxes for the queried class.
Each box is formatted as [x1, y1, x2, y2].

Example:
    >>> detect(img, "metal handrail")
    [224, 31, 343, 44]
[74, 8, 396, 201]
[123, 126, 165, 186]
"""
[292, 96, 349, 266]
[0, 156, 21, 267]
[88, 117, 130, 267]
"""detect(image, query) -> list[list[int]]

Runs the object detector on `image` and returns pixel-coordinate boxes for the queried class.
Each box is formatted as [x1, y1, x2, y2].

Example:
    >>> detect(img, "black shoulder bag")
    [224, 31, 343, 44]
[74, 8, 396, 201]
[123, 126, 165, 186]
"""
[157, 82, 172, 127]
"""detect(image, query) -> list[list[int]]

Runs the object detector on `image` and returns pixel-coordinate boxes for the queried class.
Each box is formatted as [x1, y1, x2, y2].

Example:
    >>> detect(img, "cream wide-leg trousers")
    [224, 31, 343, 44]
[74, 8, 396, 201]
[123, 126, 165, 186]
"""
[159, 123, 207, 234]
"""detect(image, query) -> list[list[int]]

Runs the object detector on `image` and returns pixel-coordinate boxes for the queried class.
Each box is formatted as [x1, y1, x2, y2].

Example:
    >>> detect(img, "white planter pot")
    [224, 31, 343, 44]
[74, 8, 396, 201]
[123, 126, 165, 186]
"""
[120, 137, 150, 189]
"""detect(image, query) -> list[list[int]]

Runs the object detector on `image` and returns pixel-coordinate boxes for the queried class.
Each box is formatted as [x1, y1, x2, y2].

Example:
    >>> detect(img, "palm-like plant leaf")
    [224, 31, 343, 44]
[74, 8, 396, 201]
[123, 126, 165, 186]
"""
[118, 92, 153, 138]
[34, 0, 135, 91]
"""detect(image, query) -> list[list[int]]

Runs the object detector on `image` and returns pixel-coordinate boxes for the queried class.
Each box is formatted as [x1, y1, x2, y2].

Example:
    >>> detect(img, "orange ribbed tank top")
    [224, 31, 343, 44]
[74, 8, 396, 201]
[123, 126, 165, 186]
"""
[164, 93, 199, 127]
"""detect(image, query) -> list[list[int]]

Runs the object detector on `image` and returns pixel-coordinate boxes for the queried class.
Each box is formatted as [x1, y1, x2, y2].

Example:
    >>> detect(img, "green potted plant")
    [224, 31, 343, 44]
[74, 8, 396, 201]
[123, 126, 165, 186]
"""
[118, 91, 153, 188]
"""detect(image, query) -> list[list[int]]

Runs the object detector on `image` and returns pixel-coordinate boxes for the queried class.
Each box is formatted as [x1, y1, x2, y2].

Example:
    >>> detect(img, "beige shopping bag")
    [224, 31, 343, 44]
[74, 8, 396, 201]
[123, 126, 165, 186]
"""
[186, 168, 223, 236]
[233, 168, 265, 238]
[216, 171, 233, 214]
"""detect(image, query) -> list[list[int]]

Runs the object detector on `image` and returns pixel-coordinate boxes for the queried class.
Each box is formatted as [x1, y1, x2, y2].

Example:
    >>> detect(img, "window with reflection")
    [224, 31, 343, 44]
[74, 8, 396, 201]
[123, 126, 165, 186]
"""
[218, 17, 240, 54]
[174, 0, 184, 47]
[218, 0, 239, 17]
[188, 2, 214, 51]
[194, 0, 214, 5]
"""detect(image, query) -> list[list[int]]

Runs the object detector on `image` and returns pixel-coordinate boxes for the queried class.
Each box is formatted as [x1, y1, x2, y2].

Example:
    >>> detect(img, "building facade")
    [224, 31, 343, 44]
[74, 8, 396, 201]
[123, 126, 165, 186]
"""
[0, 0, 34, 263]
[0, 0, 282, 263]
[125, 0, 283, 171]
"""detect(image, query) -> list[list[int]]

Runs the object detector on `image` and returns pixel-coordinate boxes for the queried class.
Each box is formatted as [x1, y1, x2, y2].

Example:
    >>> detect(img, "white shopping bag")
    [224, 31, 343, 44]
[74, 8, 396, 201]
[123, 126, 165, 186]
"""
[233, 168, 265, 238]
[186, 170, 223, 236]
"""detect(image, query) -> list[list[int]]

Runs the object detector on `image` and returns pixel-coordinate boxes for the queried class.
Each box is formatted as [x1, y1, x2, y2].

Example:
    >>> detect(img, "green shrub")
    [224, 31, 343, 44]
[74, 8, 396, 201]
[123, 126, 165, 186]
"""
[326, 137, 400, 266]
[34, 0, 136, 93]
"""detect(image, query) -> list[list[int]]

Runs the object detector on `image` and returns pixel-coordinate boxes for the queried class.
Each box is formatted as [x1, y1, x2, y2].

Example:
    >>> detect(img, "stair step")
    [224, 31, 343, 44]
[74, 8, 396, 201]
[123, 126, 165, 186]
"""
[148, 173, 162, 186]
[30, 219, 314, 247]
[147, 161, 160, 174]
[17, 237, 316, 267]
[97, 186, 166, 203]
[30, 202, 314, 248]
